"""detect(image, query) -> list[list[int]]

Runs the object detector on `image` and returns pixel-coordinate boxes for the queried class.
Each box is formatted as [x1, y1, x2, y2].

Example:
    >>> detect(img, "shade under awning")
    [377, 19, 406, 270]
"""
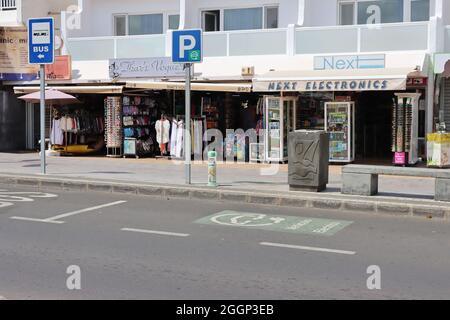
[252, 68, 422, 92]
[126, 81, 252, 93]
[13, 85, 123, 95]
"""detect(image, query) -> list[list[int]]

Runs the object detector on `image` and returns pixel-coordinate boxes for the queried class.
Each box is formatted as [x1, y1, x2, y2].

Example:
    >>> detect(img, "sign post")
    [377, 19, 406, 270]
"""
[28, 17, 54, 175]
[172, 29, 202, 185]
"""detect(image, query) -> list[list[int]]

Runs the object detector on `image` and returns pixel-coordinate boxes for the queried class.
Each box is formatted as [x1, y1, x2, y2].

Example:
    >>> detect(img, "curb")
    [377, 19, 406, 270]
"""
[0, 173, 449, 221]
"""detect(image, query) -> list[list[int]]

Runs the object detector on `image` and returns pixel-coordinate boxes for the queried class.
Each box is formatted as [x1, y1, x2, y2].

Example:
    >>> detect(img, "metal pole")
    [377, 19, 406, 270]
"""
[185, 63, 191, 184]
[40, 64, 46, 174]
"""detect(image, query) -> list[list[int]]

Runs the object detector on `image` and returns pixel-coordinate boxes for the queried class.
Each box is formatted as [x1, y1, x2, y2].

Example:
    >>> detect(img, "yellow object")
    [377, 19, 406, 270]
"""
[427, 133, 450, 143]
[52, 144, 96, 154]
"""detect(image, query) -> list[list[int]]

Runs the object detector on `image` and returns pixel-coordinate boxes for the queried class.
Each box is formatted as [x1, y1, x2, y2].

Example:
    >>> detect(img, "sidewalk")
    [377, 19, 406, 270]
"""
[0, 152, 435, 198]
[0, 152, 448, 220]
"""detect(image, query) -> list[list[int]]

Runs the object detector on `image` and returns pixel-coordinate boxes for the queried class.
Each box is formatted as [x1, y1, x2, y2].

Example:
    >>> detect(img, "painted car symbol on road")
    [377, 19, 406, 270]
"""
[0, 190, 58, 208]
[211, 213, 286, 227]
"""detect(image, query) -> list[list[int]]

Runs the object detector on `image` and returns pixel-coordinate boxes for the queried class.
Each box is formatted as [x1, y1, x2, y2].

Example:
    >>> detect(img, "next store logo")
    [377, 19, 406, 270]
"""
[314, 54, 385, 71]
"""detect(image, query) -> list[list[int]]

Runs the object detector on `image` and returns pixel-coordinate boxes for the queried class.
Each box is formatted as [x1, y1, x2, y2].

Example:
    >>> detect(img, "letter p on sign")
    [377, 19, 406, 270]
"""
[172, 29, 202, 63]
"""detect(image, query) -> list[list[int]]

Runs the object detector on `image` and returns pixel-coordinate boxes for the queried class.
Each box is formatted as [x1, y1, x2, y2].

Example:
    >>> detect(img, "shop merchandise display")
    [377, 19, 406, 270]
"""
[391, 96, 413, 165]
[122, 95, 156, 158]
[155, 115, 171, 155]
[105, 96, 123, 157]
[325, 102, 355, 163]
[168, 117, 205, 159]
[170, 118, 185, 158]
[51, 107, 104, 152]
[201, 97, 220, 130]
[264, 96, 297, 162]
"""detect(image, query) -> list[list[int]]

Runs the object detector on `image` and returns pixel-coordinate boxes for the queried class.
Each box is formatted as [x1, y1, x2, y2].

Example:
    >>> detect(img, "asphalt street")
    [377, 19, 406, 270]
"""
[0, 184, 449, 300]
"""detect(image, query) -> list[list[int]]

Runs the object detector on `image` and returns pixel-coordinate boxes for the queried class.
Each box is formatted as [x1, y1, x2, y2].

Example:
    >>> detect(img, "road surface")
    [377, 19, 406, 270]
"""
[0, 184, 449, 300]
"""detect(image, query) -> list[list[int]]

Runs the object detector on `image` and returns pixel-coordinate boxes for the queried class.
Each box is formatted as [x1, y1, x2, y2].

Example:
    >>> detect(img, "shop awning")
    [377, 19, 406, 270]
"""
[126, 81, 252, 93]
[434, 53, 450, 77]
[252, 68, 423, 92]
[13, 85, 124, 95]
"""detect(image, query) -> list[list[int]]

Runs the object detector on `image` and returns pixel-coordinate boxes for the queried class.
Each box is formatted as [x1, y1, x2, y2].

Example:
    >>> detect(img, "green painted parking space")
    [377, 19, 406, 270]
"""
[195, 211, 353, 236]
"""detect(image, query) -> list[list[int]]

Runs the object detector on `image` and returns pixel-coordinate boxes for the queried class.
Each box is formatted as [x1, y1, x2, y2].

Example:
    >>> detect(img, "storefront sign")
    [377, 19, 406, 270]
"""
[109, 57, 185, 79]
[45, 55, 72, 80]
[0, 27, 39, 80]
[253, 78, 407, 92]
[314, 54, 385, 71]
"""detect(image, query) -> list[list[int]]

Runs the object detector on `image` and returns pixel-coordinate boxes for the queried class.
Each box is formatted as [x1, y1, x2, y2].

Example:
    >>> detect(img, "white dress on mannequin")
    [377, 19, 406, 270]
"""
[155, 119, 170, 145]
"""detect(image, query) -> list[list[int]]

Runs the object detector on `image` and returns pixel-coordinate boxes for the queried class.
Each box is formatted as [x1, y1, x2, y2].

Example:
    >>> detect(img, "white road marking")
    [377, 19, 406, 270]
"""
[9, 217, 64, 224]
[121, 228, 190, 237]
[260, 242, 356, 255]
[10, 201, 127, 224]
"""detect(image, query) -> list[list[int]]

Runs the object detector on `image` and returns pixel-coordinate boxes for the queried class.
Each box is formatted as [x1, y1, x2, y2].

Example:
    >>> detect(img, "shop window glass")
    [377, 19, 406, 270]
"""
[128, 14, 163, 35]
[114, 15, 127, 36]
[264, 6, 279, 29]
[224, 7, 263, 31]
[411, 0, 430, 22]
[339, 2, 355, 25]
[357, 0, 404, 24]
[168, 14, 180, 30]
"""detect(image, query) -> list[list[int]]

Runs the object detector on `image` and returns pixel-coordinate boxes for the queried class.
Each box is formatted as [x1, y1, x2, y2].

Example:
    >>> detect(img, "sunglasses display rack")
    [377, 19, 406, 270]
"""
[105, 96, 123, 158]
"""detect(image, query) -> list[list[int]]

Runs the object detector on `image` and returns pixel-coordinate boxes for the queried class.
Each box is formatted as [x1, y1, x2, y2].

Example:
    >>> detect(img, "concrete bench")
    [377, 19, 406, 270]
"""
[341, 165, 450, 202]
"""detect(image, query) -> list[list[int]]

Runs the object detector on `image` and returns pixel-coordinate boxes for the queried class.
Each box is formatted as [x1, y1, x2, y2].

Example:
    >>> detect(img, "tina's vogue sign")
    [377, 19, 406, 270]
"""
[109, 57, 185, 79]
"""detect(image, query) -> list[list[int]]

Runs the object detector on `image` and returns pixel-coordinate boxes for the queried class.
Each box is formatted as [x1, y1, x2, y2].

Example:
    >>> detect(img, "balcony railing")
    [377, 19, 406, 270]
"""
[66, 22, 430, 62]
[295, 22, 429, 54]
[0, 0, 16, 10]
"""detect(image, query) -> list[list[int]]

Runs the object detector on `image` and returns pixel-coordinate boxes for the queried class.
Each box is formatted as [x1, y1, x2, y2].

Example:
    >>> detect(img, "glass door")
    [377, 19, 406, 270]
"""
[325, 102, 353, 162]
[283, 99, 295, 159]
[266, 97, 281, 161]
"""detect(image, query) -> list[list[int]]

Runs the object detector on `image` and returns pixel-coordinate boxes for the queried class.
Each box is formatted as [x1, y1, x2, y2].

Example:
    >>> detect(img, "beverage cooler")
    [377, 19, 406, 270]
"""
[264, 96, 297, 162]
[325, 102, 355, 163]
[391, 93, 421, 166]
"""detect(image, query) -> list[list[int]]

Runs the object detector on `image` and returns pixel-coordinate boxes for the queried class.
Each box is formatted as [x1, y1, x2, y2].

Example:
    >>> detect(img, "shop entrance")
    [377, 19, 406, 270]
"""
[355, 91, 394, 163]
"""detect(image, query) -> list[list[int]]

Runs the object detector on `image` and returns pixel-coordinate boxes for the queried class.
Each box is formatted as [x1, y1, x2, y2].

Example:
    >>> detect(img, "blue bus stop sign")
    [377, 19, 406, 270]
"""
[28, 18, 54, 65]
[172, 29, 202, 63]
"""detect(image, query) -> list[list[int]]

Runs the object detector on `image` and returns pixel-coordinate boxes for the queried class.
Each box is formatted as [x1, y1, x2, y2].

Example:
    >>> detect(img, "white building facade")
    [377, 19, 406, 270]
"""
[1, 0, 450, 161]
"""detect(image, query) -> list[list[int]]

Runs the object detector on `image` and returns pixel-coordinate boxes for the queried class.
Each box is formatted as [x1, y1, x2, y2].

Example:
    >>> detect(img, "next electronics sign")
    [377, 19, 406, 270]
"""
[314, 54, 385, 71]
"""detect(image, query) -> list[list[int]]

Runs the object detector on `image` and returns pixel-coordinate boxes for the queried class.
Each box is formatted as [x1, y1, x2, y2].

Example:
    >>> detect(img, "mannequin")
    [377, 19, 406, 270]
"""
[155, 114, 170, 155]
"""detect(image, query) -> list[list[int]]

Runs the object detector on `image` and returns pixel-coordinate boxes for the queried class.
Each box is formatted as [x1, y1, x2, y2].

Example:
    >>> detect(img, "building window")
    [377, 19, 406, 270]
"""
[264, 6, 279, 29]
[339, 2, 356, 25]
[113, 13, 164, 36]
[202, 10, 220, 32]
[114, 15, 127, 36]
[129, 14, 163, 35]
[224, 7, 263, 31]
[357, 0, 404, 24]
[168, 14, 180, 30]
[339, 0, 430, 25]
[411, 0, 430, 22]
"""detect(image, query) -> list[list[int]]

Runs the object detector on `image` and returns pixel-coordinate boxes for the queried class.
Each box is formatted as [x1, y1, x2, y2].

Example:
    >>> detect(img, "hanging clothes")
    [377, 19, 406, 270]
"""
[51, 118, 64, 145]
[170, 119, 178, 157]
[175, 120, 184, 158]
[155, 119, 170, 145]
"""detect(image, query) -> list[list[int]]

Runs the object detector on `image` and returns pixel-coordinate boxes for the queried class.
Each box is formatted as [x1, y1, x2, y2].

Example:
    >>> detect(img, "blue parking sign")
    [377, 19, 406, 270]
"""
[28, 18, 54, 65]
[172, 29, 202, 63]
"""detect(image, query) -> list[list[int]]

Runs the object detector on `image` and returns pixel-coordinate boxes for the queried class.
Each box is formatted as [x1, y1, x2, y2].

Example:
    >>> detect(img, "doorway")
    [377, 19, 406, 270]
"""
[355, 91, 394, 163]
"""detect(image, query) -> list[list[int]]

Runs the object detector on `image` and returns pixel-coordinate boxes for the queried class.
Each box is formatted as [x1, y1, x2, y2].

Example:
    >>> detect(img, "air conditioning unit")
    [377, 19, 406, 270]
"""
[241, 66, 255, 76]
